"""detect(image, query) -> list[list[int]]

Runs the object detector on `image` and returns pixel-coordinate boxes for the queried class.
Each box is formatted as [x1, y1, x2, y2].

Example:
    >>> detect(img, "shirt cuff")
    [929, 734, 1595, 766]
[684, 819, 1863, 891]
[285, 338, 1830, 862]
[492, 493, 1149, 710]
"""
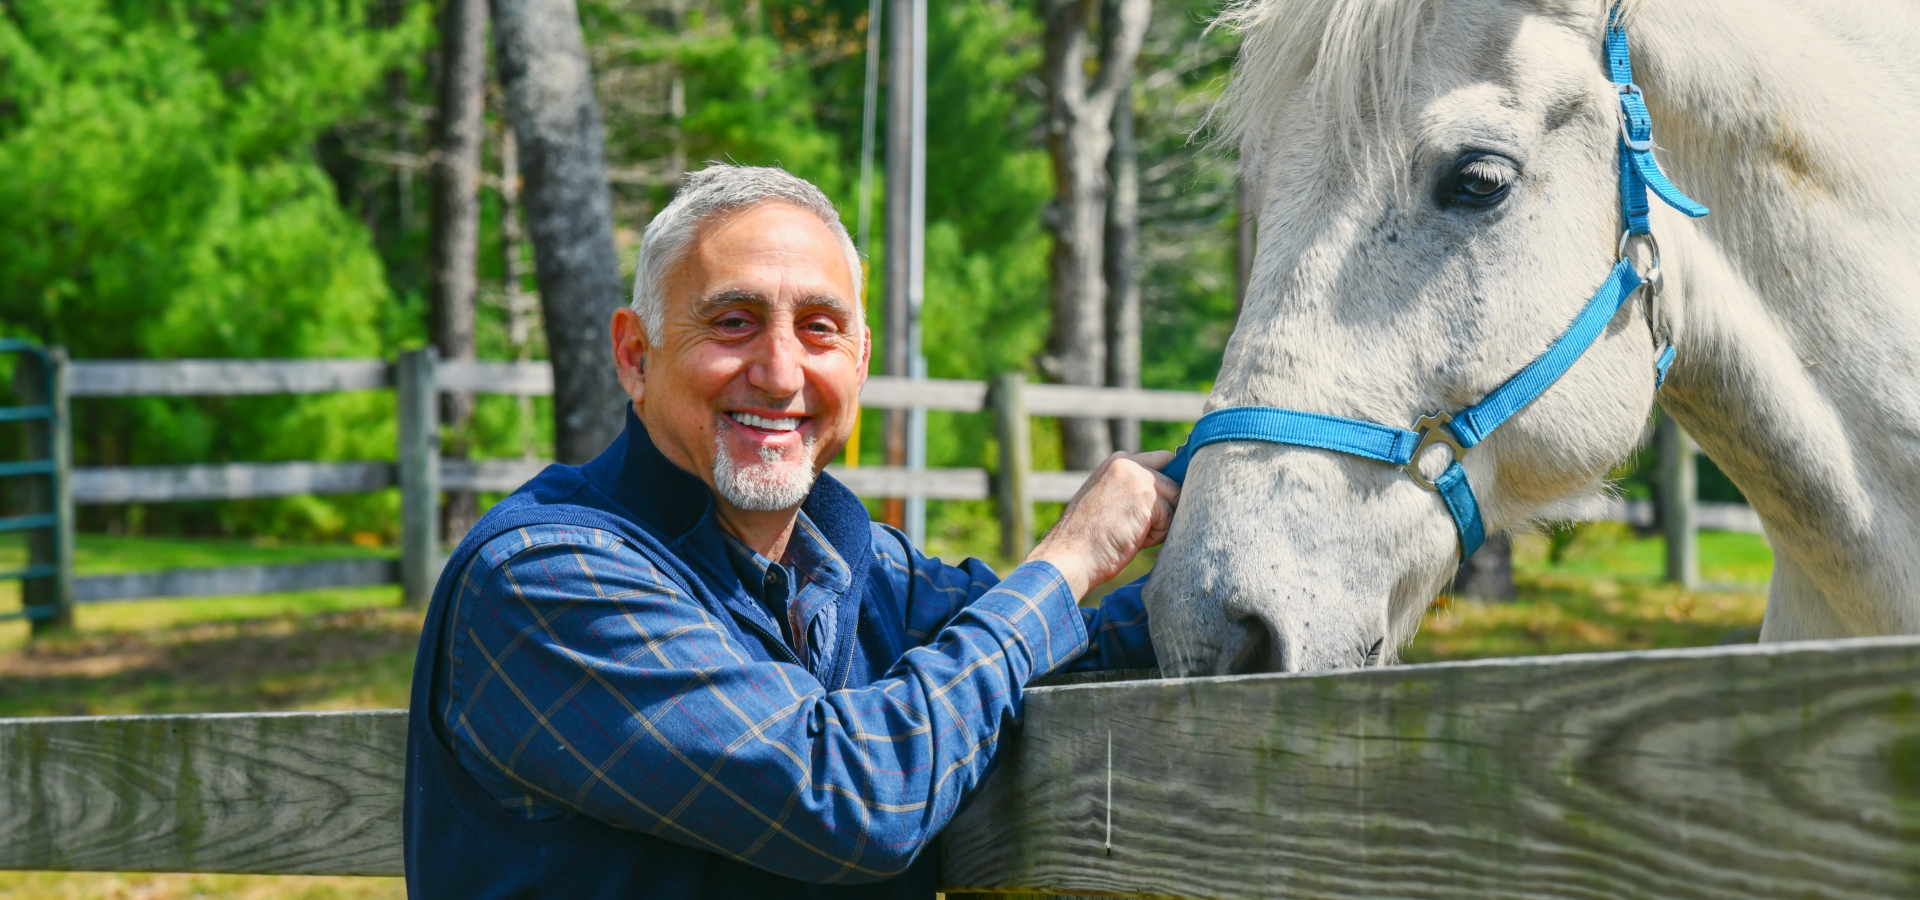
[962, 560, 1089, 679]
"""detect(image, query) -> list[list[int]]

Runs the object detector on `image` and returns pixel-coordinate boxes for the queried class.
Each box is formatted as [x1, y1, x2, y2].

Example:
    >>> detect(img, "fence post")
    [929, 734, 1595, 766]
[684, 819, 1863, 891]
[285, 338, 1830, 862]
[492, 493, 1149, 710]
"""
[993, 372, 1033, 559]
[17, 347, 74, 634]
[1657, 407, 1699, 588]
[398, 349, 441, 605]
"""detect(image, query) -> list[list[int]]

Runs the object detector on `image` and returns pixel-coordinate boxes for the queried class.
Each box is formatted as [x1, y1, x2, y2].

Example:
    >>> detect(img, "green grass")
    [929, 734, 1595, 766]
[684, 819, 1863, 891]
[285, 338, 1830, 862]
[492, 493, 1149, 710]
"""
[0, 525, 1770, 899]
[1402, 523, 1771, 663]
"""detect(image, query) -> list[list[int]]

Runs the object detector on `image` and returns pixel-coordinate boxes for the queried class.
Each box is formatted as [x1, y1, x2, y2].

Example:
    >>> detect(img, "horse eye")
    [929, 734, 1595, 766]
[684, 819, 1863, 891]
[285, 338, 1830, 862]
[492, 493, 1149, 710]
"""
[1441, 152, 1517, 209]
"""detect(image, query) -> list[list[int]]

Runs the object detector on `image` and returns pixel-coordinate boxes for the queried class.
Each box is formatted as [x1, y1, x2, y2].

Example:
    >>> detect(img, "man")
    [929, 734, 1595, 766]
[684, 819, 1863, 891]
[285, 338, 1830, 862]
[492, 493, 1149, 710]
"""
[404, 165, 1175, 899]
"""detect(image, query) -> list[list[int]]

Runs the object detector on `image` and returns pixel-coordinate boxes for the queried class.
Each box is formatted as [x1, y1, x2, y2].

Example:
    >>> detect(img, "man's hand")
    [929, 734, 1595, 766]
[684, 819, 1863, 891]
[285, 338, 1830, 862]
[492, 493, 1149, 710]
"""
[1027, 450, 1180, 600]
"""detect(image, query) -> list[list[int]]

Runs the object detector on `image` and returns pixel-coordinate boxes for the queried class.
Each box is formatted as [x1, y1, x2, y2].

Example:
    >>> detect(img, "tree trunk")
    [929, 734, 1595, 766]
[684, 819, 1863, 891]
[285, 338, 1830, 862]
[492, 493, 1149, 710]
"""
[1102, 13, 1141, 454]
[1041, 0, 1148, 470]
[430, 0, 488, 542]
[490, 0, 627, 464]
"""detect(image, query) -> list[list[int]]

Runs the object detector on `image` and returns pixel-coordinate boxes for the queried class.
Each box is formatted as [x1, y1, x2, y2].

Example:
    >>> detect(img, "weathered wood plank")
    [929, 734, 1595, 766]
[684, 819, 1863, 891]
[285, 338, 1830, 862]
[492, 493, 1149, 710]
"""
[71, 559, 398, 603]
[4, 640, 1920, 890]
[1031, 470, 1094, 503]
[435, 359, 554, 395]
[1023, 384, 1208, 422]
[941, 636, 1920, 899]
[70, 462, 395, 504]
[440, 457, 547, 493]
[0, 711, 406, 876]
[824, 465, 990, 500]
[858, 376, 991, 412]
[67, 360, 393, 397]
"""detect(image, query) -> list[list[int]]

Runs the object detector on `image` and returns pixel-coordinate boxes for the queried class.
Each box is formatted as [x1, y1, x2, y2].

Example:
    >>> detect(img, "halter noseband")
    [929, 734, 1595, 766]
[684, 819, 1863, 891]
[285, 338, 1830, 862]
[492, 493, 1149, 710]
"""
[1163, 13, 1708, 558]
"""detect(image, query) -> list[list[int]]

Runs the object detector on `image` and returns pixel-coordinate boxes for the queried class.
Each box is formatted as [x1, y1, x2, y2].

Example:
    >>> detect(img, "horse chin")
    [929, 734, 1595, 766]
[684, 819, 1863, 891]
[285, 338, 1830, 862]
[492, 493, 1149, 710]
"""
[1144, 445, 1459, 677]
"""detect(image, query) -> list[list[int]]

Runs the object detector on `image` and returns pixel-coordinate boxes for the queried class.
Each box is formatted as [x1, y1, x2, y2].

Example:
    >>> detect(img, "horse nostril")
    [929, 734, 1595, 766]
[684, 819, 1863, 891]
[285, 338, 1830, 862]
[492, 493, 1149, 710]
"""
[1363, 637, 1385, 667]
[1226, 616, 1277, 675]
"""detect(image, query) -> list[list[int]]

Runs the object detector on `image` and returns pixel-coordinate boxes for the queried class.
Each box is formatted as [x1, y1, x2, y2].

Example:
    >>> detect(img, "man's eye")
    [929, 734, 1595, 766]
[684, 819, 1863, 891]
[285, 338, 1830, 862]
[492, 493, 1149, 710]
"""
[717, 316, 752, 330]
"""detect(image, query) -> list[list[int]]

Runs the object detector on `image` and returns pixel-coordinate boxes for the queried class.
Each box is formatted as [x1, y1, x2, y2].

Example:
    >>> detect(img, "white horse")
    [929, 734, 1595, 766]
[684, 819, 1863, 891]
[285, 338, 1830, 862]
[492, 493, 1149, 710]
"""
[1144, 0, 1920, 675]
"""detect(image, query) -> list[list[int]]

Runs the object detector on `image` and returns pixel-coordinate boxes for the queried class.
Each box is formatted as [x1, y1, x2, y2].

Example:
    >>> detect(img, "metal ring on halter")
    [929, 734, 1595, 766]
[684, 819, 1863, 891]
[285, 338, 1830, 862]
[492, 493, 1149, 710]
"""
[1404, 412, 1465, 492]
[1618, 230, 1662, 295]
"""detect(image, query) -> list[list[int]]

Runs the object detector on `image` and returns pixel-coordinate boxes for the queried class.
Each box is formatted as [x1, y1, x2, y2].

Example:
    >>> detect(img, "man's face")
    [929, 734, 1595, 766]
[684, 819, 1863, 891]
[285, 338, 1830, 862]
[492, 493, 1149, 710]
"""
[614, 201, 868, 514]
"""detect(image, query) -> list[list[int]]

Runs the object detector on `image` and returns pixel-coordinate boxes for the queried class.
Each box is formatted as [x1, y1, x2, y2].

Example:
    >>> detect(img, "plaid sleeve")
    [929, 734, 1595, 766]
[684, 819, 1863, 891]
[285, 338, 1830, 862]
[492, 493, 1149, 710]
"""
[1065, 573, 1158, 673]
[870, 523, 1155, 673]
[437, 523, 1087, 883]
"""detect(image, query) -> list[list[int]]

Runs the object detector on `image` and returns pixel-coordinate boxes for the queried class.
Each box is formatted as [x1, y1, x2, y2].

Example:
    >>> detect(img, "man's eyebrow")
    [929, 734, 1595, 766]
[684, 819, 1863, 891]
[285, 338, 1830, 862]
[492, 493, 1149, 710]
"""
[692, 289, 768, 317]
[692, 290, 856, 318]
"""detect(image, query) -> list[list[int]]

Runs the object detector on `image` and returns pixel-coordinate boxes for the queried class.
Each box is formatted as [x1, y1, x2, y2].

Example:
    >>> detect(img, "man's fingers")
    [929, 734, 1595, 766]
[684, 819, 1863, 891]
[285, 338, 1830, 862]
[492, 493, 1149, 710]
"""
[1131, 449, 1176, 471]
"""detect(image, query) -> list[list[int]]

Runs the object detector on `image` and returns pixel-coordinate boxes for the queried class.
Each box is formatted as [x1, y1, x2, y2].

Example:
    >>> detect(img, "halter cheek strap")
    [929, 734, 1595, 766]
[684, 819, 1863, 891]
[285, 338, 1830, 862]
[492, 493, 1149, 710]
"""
[1162, 13, 1707, 558]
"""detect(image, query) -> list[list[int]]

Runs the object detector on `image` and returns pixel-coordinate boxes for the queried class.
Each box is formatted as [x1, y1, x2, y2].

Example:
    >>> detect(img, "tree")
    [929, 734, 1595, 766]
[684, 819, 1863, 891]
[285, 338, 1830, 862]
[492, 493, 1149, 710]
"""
[1039, 0, 1148, 470]
[431, 0, 490, 538]
[492, 0, 628, 464]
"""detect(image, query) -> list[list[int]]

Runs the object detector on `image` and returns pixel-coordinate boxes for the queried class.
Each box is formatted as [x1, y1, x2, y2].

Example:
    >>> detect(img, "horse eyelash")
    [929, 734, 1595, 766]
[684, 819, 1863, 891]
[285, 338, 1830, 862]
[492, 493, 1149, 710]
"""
[1461, 159, 1514, 185]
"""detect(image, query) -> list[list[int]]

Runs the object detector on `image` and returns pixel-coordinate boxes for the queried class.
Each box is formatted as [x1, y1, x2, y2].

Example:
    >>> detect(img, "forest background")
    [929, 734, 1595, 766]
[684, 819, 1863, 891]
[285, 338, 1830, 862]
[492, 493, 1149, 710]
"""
[0, 0, 1248, 556]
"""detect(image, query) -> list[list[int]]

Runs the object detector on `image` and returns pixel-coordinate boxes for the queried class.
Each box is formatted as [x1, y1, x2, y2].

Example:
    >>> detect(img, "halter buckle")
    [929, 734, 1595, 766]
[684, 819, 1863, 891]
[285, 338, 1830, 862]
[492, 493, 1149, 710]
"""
[1405, 412, 1465, 492]
[1615, 83, 1656, 152]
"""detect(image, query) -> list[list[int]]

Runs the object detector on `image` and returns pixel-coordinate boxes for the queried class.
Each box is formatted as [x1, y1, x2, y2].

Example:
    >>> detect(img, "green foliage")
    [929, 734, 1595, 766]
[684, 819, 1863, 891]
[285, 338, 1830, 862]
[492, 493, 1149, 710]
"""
[0, 0, 429, 541]
[1, 0, 1248, 547]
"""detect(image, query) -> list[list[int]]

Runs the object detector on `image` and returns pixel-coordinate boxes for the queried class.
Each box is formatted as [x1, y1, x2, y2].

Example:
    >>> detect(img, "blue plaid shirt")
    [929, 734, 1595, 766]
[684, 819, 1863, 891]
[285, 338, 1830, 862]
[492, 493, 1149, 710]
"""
[432, 510, 1154, 882]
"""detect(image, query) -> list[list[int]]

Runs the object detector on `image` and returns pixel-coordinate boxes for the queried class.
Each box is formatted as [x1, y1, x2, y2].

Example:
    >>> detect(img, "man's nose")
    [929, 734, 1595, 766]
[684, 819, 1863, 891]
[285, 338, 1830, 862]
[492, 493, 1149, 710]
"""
[747, 325, 807, 399]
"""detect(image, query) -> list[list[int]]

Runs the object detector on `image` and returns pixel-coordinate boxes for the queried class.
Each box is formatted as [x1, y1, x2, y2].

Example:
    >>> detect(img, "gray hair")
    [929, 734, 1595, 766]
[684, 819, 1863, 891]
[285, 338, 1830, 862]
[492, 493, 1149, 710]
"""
[631, 164, 862, 339]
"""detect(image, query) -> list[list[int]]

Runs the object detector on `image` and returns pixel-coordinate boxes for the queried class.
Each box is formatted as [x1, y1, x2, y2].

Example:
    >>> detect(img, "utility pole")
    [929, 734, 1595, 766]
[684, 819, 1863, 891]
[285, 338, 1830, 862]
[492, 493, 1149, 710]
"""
[883, 0, 927, 543]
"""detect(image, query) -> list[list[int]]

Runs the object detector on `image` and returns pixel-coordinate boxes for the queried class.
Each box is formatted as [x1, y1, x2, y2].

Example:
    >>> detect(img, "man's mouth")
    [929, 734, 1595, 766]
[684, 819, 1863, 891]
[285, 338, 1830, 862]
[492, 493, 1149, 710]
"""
[728, 411, 804, 433]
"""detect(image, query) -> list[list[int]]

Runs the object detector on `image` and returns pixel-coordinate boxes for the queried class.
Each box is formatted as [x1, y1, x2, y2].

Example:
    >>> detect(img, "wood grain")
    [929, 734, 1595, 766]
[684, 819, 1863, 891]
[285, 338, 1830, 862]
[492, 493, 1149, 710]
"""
[941, 636, 1920, 899]
[0, 711, 406, 876]
[9, 641, 1917, 894]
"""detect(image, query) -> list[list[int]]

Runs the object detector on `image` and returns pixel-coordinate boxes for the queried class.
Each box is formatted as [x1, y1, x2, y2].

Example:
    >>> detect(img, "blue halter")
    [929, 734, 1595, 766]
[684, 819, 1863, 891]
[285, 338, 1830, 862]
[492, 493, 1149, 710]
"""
[1163, 15, 1708, 558]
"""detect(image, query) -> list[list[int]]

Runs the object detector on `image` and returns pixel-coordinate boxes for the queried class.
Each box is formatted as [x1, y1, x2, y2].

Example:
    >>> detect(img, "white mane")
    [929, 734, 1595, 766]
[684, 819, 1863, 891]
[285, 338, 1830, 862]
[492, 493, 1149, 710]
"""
[1211, 0, 1646, 175]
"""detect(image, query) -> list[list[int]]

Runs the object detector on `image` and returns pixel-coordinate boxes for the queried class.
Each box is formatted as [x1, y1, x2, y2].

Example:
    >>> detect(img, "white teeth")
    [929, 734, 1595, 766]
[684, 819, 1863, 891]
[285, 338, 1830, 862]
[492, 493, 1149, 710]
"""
[730, 412, 802, 432]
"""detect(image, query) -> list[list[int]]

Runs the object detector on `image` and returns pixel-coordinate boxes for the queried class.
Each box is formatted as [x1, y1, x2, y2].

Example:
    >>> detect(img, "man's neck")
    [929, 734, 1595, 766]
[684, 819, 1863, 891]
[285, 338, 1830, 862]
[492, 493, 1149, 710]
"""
[714, 503, 799, 562]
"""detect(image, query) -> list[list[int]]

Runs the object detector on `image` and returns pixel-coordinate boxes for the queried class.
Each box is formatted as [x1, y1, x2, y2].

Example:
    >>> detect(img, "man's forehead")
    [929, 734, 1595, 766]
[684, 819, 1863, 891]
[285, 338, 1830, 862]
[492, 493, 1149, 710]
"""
[673, 201, 857, 297]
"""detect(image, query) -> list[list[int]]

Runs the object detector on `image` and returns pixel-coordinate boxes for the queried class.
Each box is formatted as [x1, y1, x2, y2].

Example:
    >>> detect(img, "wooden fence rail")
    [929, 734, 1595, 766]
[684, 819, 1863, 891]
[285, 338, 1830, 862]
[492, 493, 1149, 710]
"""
[9, 353, 1737, 620]
[2, 636, 1917, 897]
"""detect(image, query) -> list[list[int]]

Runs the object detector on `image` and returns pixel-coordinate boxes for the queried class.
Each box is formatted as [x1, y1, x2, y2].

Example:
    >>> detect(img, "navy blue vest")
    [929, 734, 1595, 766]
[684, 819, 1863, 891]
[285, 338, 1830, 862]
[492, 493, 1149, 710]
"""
[404, 415, 939, 899]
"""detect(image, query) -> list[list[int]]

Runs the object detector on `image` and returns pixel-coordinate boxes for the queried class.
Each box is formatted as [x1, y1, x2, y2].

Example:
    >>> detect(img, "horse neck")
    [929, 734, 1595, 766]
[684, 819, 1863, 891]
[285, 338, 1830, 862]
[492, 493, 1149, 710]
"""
[1638, 0, 1920, 635]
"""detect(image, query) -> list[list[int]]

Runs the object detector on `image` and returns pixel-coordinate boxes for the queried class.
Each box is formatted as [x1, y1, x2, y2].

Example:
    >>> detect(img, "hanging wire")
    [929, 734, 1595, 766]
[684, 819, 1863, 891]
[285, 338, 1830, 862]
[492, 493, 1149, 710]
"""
[856, 0, 883, 257]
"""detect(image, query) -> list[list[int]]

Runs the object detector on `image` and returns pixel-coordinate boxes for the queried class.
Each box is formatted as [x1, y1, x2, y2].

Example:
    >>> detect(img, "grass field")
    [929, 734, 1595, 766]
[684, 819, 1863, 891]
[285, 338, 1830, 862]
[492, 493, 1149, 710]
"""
[0, 524, 1771, 898]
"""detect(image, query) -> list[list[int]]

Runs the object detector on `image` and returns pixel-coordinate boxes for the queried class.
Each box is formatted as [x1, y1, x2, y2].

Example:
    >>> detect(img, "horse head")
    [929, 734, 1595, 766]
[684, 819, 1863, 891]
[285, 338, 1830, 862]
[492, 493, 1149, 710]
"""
[1146, 0, 1685, 675]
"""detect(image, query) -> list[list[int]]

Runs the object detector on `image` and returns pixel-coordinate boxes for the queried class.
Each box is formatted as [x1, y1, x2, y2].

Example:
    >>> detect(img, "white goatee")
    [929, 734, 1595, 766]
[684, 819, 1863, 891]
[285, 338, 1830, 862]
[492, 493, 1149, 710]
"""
[712, 418, 818, 512]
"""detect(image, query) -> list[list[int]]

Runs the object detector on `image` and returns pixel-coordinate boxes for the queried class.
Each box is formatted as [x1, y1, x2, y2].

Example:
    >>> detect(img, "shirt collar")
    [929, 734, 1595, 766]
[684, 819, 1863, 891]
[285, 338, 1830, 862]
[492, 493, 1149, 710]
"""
[717, 509, 853, 600]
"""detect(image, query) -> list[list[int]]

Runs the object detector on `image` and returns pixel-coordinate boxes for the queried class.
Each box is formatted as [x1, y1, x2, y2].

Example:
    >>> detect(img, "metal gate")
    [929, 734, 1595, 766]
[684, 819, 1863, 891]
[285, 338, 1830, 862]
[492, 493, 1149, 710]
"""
[0, 340, 72, 632]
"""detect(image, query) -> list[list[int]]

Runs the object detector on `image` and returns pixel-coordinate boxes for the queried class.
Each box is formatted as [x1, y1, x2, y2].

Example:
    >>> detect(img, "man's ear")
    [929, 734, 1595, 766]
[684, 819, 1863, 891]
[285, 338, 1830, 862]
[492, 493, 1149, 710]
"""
[857, 323, 872, 383]
[611, 307, 650, 404]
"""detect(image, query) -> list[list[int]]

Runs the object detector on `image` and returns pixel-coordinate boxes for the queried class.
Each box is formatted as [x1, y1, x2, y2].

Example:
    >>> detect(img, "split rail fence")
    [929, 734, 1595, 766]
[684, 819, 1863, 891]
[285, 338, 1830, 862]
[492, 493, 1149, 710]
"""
[1, 636, 1916, 897]
[5, 350, 1742, 627]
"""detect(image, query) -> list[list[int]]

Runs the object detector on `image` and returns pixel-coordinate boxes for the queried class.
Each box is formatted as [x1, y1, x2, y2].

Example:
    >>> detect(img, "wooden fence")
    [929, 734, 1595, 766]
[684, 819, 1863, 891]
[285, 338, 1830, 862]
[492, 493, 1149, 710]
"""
[2, 635, 1916, 897]
[7, 352, 1742, 622]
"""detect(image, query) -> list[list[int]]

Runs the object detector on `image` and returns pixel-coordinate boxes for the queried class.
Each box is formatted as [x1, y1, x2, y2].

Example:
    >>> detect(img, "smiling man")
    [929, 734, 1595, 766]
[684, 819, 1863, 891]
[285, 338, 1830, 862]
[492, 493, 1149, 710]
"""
[403, 165, 1173, 899]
